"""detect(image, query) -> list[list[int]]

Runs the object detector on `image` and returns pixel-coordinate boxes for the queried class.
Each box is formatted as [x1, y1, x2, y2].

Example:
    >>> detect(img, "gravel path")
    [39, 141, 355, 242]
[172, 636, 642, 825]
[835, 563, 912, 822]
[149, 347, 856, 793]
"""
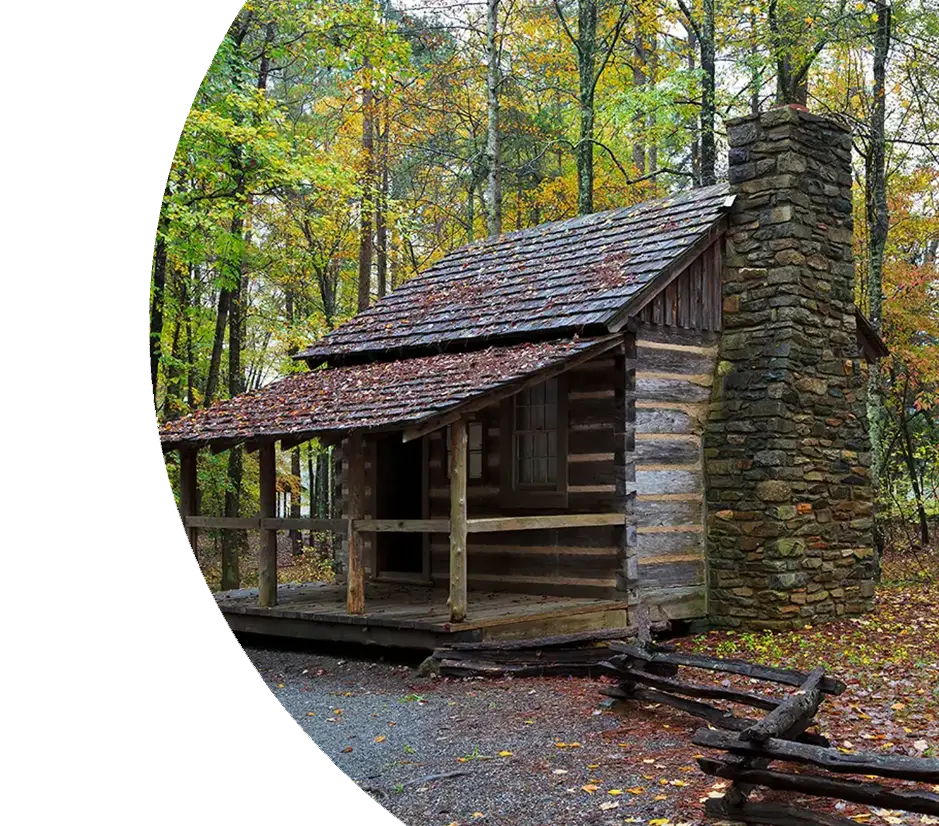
[246, 645, 709, 826]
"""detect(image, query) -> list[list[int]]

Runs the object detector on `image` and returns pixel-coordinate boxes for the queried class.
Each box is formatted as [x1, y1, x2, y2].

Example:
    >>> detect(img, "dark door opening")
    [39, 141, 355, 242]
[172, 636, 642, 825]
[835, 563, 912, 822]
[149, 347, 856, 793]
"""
[375, 435, 425, 577]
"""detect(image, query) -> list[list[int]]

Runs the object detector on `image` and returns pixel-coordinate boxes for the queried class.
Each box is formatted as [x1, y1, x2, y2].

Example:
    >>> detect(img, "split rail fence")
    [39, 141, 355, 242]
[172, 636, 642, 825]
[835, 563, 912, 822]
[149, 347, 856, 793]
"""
[601, 641, 939, 825]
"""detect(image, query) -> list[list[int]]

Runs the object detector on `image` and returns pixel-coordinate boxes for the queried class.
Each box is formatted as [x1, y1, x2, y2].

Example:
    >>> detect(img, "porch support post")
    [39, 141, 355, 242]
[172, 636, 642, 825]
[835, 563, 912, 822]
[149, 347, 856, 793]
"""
[449, 418, 468, 622]
[178, 448, 199, 553]
[258, 441, 277, 607]
[346, 431, 366, 614]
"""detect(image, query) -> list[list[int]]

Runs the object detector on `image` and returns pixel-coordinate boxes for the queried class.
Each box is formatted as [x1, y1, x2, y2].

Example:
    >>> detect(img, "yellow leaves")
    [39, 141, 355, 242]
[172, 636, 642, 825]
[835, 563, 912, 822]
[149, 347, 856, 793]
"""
[554, 741, 581, 749]
[342, 746, 352, 753]
[498, 750, 513, 757]
[626, 786, 645, 795]
[276, 683, 285, 688]
[649, 819, 672, 826]
[471, 813, 485, 819]
[374, 735, 386, 743]
[581, 784, 600, 793]
[607, 788, 623, 796]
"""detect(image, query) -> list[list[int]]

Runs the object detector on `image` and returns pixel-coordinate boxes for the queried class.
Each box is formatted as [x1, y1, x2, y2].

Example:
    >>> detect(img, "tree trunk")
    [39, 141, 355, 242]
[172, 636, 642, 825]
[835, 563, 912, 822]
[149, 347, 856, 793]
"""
[900, 408, 930, 547]
[576, 0, 597, 215]
[699, 0, 716, 185]
[358, 63, 375, 311]
[376, 96, 390, 299]
[485, 0, 502, 237]
[866, 0, 891, 490]
[150, 182, 171, 400]
[204, 288, 229, 407]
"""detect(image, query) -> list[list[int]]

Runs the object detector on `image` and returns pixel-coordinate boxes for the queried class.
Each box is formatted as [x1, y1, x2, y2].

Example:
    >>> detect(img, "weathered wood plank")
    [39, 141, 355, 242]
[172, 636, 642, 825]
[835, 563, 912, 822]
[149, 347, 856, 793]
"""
[354, 519, 450, 533]
[449, 419, 468, 622]
[260, 517, 347, 532]
[466, 513, 626, 532]
[185, 515, 261, 530]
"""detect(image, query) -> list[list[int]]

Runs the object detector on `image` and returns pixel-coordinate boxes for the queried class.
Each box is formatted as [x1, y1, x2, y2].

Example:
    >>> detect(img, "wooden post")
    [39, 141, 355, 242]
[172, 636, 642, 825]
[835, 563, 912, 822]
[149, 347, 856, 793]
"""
[449, 418, 468, 622]
[179, 448, 199, 554]
[258, 441, 277, 608]
[346, 431, 366, 614]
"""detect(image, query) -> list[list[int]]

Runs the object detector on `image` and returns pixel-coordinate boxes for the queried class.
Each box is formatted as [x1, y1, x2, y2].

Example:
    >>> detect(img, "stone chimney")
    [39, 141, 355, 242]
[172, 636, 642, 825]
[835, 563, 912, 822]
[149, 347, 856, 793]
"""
[705, 105, 876, 630]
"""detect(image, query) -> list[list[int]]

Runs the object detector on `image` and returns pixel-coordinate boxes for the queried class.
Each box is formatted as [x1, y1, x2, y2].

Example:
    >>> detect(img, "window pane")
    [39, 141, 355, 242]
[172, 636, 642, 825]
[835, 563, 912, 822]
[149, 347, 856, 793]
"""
[469, 452, 482, 479]
[547, 456, 557, 483]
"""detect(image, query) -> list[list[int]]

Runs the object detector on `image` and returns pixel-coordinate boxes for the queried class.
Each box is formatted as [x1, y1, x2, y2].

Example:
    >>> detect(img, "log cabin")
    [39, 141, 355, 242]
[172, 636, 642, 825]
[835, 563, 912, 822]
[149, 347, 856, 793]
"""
[160, 106, 887, 647]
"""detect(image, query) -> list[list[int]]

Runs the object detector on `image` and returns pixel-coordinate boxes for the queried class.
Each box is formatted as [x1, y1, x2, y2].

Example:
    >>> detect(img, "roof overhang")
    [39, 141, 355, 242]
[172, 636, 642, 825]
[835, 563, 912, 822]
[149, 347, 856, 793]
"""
[160, 335, 623, 454]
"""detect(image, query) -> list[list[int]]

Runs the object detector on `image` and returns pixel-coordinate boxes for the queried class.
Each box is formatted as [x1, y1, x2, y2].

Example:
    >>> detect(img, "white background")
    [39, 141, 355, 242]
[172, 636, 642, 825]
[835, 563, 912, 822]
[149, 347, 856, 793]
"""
[4, 2, 401, 823]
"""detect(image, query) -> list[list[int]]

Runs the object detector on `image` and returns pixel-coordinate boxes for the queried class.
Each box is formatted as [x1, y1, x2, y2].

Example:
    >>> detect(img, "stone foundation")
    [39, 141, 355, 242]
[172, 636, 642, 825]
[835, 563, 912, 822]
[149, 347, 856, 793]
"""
[705, 106, 876, 630]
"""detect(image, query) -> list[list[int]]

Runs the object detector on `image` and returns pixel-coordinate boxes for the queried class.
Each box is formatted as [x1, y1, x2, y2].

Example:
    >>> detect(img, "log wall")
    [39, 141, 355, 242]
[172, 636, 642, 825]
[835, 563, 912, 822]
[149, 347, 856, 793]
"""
[426, 346, 624, 599]
[629, 323, 720, 621]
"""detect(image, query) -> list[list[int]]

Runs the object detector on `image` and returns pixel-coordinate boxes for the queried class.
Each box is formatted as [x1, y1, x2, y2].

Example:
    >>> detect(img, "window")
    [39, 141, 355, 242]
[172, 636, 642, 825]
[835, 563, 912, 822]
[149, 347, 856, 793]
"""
[446, 421, 484, 481]
[514, 379, 558, 486]
[500, 376, 568, 506]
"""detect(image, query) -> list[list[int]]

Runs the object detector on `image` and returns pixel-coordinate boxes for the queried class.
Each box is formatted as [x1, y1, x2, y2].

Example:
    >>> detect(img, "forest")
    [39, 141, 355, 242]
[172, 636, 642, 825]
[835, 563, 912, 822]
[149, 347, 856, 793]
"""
[151, 0, 939, 590]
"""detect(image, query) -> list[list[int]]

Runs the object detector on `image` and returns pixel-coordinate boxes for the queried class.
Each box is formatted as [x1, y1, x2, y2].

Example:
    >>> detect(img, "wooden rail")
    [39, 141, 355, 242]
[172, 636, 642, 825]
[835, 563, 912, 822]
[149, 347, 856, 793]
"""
[466, 513, 626, 533]
[600, 641, 939, 824]
[183, 513, 625, 534]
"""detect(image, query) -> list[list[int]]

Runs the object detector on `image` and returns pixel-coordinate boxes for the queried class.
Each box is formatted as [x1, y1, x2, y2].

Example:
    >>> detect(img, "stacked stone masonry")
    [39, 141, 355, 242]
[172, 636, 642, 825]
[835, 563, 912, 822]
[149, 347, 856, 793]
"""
[705, 105, 876, 630]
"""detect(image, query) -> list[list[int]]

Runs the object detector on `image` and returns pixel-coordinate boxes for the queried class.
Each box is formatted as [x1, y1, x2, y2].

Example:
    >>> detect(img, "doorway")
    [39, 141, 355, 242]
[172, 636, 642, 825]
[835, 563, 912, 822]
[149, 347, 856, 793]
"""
[374, 434, 426, 579]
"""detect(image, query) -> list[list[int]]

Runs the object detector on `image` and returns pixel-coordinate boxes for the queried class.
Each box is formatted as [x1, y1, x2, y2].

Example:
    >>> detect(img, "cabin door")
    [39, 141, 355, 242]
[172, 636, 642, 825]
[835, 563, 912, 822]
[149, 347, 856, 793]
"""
[374, 434, 427, 580]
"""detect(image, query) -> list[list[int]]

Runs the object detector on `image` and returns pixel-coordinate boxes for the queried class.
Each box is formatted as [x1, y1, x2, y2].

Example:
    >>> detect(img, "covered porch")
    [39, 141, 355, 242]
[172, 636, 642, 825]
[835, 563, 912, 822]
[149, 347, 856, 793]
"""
[161, 337, 632, 645]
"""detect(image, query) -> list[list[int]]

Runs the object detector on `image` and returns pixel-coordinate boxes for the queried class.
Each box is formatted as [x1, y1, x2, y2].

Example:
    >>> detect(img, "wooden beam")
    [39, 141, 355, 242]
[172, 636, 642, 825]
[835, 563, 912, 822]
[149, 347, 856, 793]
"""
[260, 518, 346, 532]
[179, 448, 199, 553]
[353, 519, 450, 533]
[401, 336, 626, 442]
[449, 418, 468, 622]
[466, 513, 626, 533]
[186, 516, 260, 530]
[346, 431, 366, 614]
[258, 442, 277, 608]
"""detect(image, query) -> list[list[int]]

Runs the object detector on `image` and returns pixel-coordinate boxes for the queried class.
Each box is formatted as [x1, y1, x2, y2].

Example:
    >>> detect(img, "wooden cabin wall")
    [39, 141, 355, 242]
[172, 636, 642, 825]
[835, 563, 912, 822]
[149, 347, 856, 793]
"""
[636, 238, 722, 331]
[629, 322, 719, 621]
[425, 346, 626, 600]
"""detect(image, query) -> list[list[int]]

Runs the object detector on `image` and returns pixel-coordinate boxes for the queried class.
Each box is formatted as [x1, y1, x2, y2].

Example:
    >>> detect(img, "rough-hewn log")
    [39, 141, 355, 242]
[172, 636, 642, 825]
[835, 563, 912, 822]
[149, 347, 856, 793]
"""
[611, 666, 781, 711]
[704, 798, 856, 826]
[693, 728, 939, 783]
[441, 623, 668, 652]
[449, 419, 467, 622]
[644, 646, 846, 694]
[258, 441, 277, 608]
[740, 666, 825, 744]
[605, 684, 829, 746]
[698, 758, 939, 816]
[346, 431, 366, 614]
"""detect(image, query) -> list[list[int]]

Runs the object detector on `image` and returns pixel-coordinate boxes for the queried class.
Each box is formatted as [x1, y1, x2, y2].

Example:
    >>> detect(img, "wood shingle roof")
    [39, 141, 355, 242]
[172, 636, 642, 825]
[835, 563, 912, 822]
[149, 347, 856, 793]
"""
[298, 184, 733, 364]
[160, 337, 618, 450]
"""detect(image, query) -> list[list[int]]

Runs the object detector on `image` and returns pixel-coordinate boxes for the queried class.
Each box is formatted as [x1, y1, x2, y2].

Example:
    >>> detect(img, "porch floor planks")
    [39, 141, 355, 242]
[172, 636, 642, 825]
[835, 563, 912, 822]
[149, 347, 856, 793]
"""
[215, 581, 629, 644]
